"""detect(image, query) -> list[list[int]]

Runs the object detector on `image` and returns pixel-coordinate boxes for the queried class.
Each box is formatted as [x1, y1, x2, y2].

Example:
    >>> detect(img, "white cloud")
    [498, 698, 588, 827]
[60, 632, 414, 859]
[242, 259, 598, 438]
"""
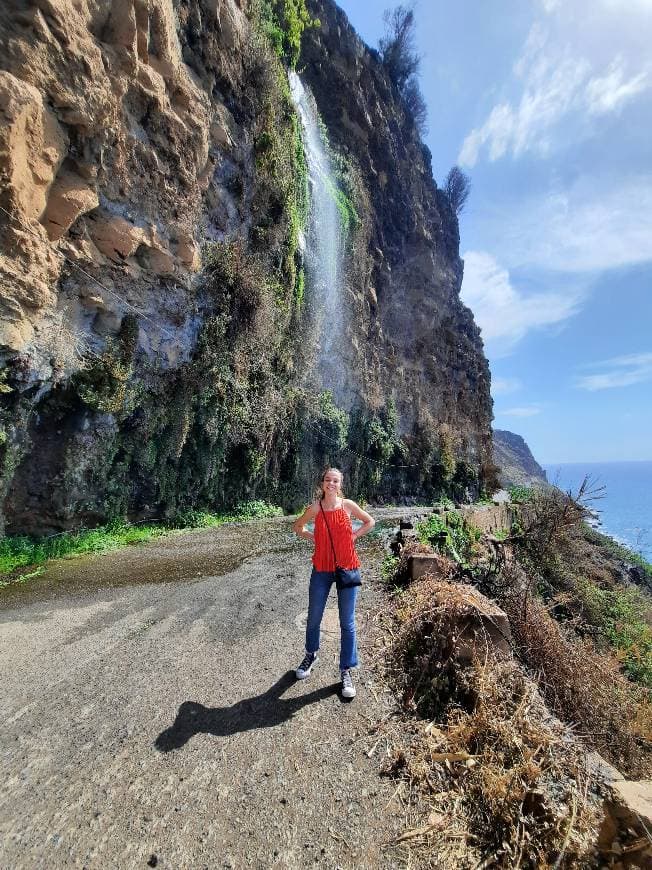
[498, 405, 543, 417]
[461, 251, 583, 353]
[492, 377, 522, 396]
[575, 352, 652, 390]
[586, 59, 649, 115]
[481, 174, 652, 273]
[458, 5, 652, 167]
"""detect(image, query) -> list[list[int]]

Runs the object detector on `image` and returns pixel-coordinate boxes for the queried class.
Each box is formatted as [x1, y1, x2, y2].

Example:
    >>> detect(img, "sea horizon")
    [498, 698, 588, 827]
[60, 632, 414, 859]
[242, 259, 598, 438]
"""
[541, 459, 652, 467]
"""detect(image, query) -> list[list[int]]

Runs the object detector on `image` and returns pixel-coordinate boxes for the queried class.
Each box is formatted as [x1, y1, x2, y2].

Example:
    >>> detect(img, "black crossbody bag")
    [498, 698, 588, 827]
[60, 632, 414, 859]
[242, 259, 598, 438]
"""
[319, 501, 362, 590]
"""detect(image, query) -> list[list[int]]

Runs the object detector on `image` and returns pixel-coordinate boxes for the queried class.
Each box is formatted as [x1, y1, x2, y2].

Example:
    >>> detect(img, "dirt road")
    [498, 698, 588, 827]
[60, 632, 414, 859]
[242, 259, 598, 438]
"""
[0, 512, 416, 869]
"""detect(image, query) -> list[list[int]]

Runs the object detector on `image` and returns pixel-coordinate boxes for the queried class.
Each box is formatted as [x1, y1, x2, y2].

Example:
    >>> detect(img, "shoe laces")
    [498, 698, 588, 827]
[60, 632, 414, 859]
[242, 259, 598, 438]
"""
[341, 669, 354, 689]
[299, 652, 315, 671]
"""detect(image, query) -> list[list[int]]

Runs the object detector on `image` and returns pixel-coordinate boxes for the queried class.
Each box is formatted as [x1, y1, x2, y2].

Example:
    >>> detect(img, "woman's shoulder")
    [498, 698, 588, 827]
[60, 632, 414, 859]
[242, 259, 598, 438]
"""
[343, 498, 373, 519]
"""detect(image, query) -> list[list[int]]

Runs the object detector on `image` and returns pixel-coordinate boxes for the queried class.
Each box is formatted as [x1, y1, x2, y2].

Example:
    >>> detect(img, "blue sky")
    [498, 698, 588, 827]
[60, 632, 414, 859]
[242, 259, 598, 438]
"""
[335, 0, 652, 463]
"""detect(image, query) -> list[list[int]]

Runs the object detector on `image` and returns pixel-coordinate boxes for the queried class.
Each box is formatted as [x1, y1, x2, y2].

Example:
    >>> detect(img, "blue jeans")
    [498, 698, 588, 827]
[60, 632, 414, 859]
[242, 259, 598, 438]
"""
[305, 569, 360, 670]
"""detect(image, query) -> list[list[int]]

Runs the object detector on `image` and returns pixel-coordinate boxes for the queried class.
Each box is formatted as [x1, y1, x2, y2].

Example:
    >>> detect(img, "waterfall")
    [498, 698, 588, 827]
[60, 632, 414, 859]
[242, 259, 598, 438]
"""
[289, 71, 345, 392]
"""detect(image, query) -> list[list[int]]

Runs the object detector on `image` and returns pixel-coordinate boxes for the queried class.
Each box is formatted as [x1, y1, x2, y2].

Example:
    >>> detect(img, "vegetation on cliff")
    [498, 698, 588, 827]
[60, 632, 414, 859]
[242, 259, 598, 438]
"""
[379, 4, 427, 135]
[257, 0, 320, 68]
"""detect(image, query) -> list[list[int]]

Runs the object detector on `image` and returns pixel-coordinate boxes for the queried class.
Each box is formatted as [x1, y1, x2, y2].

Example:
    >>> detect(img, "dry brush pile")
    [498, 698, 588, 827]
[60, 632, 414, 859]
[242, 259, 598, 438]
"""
[382, 574, 602, 868]
[380, 488, 652, 866]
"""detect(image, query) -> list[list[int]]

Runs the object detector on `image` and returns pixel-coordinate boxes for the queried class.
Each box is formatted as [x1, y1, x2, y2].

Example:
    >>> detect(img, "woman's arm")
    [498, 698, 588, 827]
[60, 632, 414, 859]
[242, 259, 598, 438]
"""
[292, 502, 319, 542]
[344, 500, 375, 541]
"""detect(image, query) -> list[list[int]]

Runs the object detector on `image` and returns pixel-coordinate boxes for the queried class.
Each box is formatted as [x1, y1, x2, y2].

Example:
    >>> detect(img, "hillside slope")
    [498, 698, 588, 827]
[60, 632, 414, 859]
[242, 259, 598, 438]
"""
[493, 429, 547, 489]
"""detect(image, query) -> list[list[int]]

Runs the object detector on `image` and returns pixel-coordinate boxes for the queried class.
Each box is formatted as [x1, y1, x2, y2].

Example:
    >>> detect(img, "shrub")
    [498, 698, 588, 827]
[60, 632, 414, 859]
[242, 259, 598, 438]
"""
[74, 315, 139, 415]
[381, 553, 399, 583]
[416, 511, 482, 568]
[378, 4, 428, 136]
[379, 4, 420, 91]
[583, 525, 652, 581]
[508, 484, 534, 503]
[347, 400, 404, 496]
[578, 579, 652, 687]
[443, 165, 471, 215]
[256, 0, 319, 68]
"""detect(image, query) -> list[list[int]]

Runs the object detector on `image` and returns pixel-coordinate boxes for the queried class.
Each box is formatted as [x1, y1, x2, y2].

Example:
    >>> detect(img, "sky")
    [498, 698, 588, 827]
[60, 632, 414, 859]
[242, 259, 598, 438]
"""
[335, 0, 652, 463]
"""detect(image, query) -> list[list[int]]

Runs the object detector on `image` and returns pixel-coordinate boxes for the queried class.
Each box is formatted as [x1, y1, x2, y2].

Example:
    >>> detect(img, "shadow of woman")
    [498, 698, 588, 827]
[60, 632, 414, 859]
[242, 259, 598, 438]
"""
[154, 671, 341, 752]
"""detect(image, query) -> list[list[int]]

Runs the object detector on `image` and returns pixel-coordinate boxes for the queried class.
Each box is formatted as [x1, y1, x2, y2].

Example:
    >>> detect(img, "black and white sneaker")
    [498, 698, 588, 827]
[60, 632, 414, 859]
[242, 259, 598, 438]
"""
[341, 669, 356, 699]
[295, 651, 318, 679]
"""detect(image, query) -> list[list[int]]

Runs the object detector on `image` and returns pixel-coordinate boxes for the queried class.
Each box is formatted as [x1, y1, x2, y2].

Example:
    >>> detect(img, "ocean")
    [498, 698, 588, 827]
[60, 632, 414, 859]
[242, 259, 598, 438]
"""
[543, 461, 652, 563]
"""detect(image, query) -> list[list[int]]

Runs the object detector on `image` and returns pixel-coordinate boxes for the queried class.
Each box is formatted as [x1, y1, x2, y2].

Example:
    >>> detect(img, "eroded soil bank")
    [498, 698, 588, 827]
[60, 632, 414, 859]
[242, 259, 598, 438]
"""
[0, 512, 416, 869]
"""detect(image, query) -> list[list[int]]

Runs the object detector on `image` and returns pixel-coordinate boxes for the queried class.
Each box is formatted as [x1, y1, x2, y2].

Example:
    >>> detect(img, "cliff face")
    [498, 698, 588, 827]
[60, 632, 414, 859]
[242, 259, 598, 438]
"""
[0, 0, 494, 533]
[493, 430, 547, 489]
[300, 0, 493, 491]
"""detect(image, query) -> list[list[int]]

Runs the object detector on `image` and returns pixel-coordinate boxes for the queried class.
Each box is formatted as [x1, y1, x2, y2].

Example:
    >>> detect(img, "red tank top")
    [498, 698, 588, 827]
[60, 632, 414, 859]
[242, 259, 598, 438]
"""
[312, 505, 360, 571]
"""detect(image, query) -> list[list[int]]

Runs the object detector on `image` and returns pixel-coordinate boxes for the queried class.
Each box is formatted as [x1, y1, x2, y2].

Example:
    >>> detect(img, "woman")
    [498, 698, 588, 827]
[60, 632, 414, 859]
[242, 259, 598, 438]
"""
[292, 467, 375, 699]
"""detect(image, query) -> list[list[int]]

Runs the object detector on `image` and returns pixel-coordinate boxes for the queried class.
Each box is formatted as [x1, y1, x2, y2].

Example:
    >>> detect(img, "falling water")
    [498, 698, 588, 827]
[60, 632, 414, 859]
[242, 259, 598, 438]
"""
[289, 71, 345, 392]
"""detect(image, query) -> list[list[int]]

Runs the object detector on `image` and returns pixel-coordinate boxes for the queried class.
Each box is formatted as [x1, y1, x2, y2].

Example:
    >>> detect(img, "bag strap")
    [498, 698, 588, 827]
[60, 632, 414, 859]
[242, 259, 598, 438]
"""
[319, 500, 340, 569]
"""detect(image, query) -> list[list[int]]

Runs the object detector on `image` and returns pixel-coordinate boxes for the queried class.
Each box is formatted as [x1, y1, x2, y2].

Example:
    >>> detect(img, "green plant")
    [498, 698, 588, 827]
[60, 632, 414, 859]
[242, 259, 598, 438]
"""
[381, 553, 399, 583]
[295, 267, 305, 307]
[509, 485, 534, 503]
[416, 511, 481, 567]
[0, 369, 12, 394]
[324, 175, 360, 234]
[256, 0, 319, 68]
[438, 427, 456, 484]
[583, 526, 652, 580]
[578, 580, 652, 687]
[74, 315, 139, 415]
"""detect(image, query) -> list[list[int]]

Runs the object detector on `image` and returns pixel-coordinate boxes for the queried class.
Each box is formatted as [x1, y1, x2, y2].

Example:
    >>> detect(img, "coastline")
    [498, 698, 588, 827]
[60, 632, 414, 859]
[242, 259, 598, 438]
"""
[544, 460, 652, 563]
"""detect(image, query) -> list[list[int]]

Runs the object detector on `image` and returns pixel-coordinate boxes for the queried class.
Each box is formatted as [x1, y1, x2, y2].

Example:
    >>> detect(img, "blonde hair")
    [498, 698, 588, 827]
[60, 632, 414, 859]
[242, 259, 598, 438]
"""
[316, 466, 344, 500]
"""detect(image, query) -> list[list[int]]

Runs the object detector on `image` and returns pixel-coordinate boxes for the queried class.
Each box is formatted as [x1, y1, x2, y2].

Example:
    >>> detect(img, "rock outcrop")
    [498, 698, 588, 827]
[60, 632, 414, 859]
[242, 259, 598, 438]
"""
[0, 0, 494, 533]
[492, 429, 547, 489]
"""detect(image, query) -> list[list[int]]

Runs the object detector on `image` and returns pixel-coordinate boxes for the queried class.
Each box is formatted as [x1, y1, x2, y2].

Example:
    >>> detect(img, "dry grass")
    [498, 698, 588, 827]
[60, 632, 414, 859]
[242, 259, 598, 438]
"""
[494, 482, 652, 775]
[382, 577, 601, 868]
[497, 555, 652, 778]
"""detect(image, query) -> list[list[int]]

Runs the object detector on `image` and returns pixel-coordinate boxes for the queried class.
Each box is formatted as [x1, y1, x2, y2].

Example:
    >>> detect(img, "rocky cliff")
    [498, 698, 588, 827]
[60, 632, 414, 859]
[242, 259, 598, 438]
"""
[0, 0, 493, 534]
[493, 429, 547, 489]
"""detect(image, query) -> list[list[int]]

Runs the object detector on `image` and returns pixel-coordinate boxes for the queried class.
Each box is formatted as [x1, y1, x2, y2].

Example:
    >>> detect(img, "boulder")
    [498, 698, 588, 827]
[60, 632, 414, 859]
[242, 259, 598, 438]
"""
[88, 212, 147, 260]
[599, 779, 652, 867]
[42, 171, 99, 241]
[409, 552, 449, 581]
[434, 583, 512, 663]
[0, 71, 68, 222]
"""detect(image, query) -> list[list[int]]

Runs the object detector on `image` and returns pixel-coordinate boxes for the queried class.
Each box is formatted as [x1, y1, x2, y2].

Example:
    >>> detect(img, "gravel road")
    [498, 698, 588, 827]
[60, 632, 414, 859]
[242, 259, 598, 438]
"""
[0, 512, 418, 869]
